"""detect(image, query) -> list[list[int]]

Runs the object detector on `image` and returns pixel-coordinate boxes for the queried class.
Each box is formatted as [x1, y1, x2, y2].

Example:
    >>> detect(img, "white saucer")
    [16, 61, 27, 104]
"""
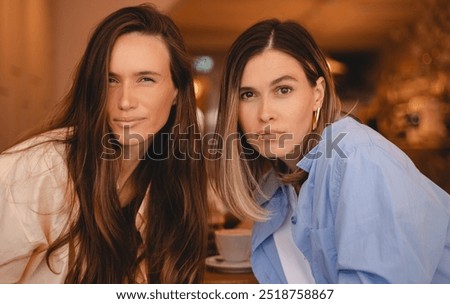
[206, 255, 252, 274]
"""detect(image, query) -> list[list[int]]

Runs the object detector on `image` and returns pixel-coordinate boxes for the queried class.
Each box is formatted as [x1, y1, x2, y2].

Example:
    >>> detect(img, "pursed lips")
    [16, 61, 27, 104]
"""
[256, 129, 285, 140]
[258, 133, 280, 140]
[245, 125, 288, 141]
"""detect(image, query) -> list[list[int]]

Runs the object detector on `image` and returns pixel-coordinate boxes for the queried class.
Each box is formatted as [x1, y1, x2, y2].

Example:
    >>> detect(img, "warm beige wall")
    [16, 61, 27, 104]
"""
[0, 0, 53, 151]
[0, 0, 180, 151]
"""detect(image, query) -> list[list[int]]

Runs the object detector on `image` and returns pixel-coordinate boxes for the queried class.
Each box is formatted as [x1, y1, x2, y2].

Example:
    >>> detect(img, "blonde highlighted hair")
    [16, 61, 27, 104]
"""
[212, 19, 341, 221]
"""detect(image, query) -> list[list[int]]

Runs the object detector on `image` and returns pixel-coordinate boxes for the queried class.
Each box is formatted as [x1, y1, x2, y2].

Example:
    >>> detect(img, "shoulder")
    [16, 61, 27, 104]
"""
[1, 128, 69, 157]
[0, 130, 73, 253]
[3, 128, 69, 153]
[0, 128, 70, 186]
[300, 117, 413, 171]
[324, 116, 398, 154]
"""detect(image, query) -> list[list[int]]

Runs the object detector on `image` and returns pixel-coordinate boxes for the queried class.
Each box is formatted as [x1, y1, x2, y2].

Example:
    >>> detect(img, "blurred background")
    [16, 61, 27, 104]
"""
[1, 0, 449, 193]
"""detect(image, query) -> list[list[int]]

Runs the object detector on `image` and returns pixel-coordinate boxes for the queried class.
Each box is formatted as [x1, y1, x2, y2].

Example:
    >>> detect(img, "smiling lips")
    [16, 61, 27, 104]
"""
[113, 117, 146, 128]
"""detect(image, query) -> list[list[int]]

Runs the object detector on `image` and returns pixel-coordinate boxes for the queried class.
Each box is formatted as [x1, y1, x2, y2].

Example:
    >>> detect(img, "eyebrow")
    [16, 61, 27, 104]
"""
[239, 75, 298, 91]
[108, 71, 162, 77]
[270, 75, 298, 86]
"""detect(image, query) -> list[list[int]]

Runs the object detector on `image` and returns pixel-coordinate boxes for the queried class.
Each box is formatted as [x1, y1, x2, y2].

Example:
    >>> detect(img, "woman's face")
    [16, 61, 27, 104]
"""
[107, 32, 178, 148]
[238, 49, 324, 168]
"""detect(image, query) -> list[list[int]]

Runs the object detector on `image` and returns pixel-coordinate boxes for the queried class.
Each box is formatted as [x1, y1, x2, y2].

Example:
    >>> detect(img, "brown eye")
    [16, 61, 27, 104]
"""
[276, 86, 292, 95]
[139, 77, 155, 83]
[240, 91, 254, 100]
[108, 77, 119, 85]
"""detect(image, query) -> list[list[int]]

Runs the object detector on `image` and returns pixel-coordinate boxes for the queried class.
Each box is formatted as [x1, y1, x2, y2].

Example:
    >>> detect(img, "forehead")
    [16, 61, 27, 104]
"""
[241, 49, 305, 84]
[109, 33, 171, 71]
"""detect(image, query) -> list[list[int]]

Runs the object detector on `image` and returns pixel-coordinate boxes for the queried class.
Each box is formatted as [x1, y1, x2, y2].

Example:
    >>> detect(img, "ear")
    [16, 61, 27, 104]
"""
[313, 77, 325, 110]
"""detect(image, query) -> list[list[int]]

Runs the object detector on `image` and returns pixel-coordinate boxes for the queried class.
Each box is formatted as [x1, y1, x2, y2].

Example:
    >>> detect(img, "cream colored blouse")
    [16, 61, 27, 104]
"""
[0, 130, 147, 283]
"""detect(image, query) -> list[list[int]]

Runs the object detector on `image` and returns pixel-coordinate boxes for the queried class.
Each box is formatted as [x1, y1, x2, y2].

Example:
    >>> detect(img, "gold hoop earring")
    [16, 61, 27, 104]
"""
[312, 107, 321, 131]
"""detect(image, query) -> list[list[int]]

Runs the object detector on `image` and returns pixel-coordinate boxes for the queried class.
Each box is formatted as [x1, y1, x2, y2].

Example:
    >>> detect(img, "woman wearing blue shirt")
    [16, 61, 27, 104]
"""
[212, 19, 450, 283]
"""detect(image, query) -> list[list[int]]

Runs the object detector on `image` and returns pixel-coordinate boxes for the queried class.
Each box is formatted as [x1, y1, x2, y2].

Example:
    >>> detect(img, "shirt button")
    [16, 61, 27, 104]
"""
[291, 215, 297, 224]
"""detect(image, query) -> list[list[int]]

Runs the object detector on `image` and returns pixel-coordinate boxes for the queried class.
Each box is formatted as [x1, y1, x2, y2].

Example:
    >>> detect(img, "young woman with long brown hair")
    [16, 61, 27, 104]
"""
[212, 19, 450, 283]
[0, 4, 208, 283]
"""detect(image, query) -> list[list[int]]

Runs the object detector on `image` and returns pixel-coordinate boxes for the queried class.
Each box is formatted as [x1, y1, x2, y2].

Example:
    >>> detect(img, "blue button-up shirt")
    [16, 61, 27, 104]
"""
[252, 117, 450, 283]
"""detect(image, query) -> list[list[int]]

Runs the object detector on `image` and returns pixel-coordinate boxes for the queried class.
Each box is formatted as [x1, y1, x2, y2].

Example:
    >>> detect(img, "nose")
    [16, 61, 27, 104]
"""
[118, 84, 136, 111]
[258, 98, 275, 123]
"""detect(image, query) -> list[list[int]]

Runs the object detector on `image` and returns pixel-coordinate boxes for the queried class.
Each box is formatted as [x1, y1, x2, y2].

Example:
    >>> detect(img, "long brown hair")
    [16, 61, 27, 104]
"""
[33, 4, 208, 283]
[213, 19, 341, 220]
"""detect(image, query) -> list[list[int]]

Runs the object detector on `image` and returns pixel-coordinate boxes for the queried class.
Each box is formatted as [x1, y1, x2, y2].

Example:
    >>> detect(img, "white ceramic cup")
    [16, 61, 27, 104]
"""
[214, 228, 251, 262]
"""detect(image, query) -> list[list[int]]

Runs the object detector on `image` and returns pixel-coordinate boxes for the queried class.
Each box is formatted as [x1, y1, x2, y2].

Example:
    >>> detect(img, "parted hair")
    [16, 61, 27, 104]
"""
[33, 4, 207, 283]
[212, 19, 341, 221]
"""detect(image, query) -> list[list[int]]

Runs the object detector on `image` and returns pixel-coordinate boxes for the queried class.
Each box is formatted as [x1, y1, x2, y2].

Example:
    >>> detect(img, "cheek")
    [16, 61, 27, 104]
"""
[154, 94, 175, 119]
[148, 105, 173, 130]
[238, 104, 253, 133]
[105, 97, 115, 124]
[142, 90, 172, 110]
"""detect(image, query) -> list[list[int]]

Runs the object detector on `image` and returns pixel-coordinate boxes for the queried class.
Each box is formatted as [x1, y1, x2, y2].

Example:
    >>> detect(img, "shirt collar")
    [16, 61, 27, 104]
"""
[255, 170, 283, 206]
[297, 117, 352, 173]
